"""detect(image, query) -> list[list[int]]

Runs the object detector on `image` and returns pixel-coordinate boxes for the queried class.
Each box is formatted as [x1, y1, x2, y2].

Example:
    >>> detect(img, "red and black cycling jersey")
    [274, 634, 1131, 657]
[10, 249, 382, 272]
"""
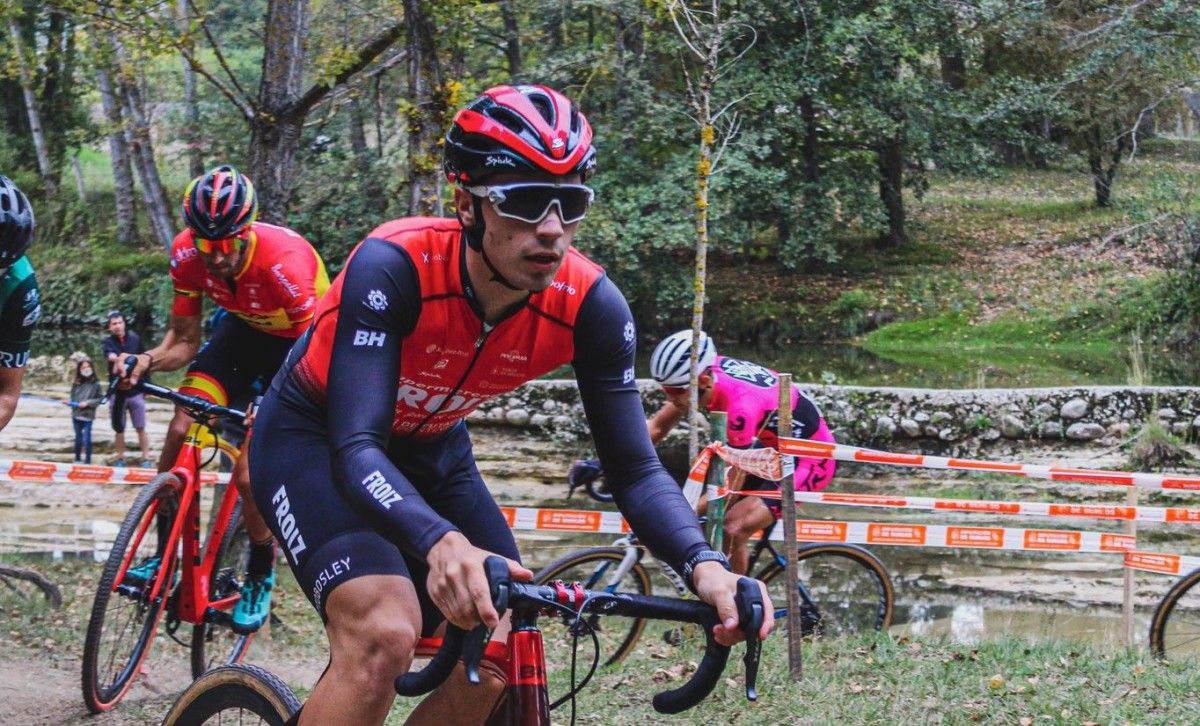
[273, 218, 708, 567]
[169, 222, 330, 338]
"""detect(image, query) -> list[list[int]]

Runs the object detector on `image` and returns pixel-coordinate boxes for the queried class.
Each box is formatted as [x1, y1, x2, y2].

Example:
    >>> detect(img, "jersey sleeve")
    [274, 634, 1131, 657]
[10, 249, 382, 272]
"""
[168, 233, 204, 318]
[0, 273, 39, 368]
[323, 238, 460, 557]
[572, 277, 709, 573]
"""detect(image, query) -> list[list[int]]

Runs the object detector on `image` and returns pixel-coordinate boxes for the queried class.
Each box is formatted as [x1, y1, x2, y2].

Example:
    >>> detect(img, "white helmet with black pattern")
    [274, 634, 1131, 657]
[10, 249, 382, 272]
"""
[650, 329, 717, 386]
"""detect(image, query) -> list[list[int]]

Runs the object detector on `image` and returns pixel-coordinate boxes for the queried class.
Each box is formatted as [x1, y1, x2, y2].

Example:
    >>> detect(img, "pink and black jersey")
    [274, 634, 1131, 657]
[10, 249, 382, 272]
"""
[707, 355, 836, 492]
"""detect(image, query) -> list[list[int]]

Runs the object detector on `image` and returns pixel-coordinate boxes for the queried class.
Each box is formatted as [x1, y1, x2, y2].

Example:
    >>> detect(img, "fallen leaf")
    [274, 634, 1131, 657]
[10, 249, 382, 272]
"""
[989, 674, 1005, 690]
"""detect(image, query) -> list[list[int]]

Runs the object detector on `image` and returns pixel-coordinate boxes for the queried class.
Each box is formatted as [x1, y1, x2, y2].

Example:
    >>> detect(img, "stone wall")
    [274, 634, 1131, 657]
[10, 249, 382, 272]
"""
[468, 380, 1200, 456]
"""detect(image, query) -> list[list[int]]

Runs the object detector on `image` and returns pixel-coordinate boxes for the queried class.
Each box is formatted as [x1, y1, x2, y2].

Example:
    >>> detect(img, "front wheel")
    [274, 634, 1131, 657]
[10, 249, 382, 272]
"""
[160, 664, 301, 726]
[533, 547, 653, 668]
[1150, 566, 1200, 661]
[758, 543, 894, 637]
[81, 473, 181, 713]
[190, 497, 254, 678]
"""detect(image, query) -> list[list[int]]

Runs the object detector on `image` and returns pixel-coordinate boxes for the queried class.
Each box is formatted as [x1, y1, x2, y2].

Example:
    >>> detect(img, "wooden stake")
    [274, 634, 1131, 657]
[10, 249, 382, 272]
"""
[708, 411, 727, 552]
[1123, 486, 1137, 648]
[778, 374, 802, 679]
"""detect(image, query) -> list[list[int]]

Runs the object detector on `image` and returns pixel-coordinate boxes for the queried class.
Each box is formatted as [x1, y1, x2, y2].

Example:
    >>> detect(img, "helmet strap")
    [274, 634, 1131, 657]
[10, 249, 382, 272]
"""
[462, 194, 523, 292]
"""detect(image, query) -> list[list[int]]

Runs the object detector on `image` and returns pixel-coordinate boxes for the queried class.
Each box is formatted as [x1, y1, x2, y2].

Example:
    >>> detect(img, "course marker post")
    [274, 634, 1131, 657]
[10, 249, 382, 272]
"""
[1123, 486, 1137, 646]
[708, 412, 728, 552]
[778, 374, 802, 680]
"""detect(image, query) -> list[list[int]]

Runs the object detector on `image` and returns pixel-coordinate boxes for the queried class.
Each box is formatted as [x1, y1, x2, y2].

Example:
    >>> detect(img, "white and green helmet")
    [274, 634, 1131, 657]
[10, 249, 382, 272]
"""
[650, 329, 717, 386]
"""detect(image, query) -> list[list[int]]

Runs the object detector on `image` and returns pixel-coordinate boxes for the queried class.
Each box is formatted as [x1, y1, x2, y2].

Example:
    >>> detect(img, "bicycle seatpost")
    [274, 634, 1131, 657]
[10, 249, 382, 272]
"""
[735, 578, 764, 701]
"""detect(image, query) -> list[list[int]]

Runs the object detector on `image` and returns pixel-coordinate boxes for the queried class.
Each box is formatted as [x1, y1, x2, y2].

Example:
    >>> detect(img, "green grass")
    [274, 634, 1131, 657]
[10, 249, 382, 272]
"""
[5, 554, 1200, 724]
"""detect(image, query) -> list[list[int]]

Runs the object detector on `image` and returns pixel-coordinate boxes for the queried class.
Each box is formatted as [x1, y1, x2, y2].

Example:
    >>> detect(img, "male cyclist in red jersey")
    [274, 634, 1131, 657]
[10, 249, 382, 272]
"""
[122, 165, 330, 634]
[646, 330, 837, 575]
[248, 85, 773, 725]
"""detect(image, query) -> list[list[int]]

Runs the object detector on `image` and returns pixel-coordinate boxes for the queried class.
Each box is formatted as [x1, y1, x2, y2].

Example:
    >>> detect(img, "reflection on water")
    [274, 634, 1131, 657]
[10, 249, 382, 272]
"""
[0, 519, 118, 562]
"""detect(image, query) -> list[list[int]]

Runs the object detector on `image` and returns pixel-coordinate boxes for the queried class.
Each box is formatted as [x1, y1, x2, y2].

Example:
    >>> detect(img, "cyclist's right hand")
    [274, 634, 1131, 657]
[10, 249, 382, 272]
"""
[425, 531, 533, 630]
[692, 564, 774, 646]
[120, 353, 152, 386]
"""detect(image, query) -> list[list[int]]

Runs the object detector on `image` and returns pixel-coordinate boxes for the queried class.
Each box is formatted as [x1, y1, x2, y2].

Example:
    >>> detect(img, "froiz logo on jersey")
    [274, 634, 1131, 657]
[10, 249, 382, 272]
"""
[365, 289, 388, 312]
[353, 329, 386, 347]
[270, 485, 309, 561]
[719, 357, 777, 388]
[361, 470, 403, 509]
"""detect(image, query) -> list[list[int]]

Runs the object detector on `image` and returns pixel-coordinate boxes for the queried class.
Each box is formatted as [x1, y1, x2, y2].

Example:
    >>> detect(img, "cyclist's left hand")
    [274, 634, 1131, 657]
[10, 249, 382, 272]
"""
[692, 563, 774, 646]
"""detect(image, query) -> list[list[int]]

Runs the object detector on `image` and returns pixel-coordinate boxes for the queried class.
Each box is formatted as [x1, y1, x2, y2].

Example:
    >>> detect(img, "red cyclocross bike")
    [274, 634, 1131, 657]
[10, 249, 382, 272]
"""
[162, 556, 765, 725]
[82, 374, 257, 713]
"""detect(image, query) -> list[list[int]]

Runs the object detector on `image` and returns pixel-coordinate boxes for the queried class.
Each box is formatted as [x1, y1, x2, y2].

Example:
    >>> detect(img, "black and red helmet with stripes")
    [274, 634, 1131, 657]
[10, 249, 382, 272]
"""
[181, 165, 258, 240]
[444, 85, 597, 185]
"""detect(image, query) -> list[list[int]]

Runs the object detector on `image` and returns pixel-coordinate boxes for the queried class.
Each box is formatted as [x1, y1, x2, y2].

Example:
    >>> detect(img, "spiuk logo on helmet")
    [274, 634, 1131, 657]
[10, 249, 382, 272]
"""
[443, 85, 597, 185]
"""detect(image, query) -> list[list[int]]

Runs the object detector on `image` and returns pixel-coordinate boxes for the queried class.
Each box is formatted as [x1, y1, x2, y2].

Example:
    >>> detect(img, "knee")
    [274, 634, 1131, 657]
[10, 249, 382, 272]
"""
[332, 611, 420, 691]
[167, 412, 191, 438]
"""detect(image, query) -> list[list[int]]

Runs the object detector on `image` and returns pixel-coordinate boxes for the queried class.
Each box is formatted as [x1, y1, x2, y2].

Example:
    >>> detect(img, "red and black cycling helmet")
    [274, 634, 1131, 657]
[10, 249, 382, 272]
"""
[0, 176, 34, 269]
[444, 85, 597, 185]
[182, 165, 258, 240]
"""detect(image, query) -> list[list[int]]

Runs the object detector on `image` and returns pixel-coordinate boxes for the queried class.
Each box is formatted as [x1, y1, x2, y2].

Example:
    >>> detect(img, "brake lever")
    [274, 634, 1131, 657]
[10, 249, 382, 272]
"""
[465, 557, 513, 685]
[462, 624, 492, 685]
[735, 578, 763, 701]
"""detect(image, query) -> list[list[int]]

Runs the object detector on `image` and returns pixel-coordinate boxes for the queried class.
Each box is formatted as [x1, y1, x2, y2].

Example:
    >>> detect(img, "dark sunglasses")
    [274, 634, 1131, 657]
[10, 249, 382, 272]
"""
[465, 183, 594, 225]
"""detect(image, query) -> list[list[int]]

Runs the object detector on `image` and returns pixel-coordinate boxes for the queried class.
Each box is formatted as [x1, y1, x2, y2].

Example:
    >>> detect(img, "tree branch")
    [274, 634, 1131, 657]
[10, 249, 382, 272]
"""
[283, 19, 406, 121]
[186, 0, 254, 105]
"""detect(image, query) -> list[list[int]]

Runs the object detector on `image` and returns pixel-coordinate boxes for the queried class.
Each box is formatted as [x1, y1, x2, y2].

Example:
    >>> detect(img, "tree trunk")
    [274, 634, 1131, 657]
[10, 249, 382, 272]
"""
[117, 67, 176, 248]
[248, 0, 311, 225]
[345, 93, 385, 213]
[800, 94, 820, 185]
[71, 154, 86, 200]
[877, 132, 906, 248]
[403, 0, 444, 216]
[1088, 122, 1129, 208]
[500, 0, 521, 79]
[178, 0, 205, 178]
[7, 19, 57, 197]
[96, 65, 139, 246]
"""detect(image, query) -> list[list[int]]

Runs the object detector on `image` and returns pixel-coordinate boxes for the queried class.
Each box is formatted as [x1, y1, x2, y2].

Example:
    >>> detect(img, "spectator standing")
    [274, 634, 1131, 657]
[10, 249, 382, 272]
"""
[68, 358, 103, 463]
[101, 310, 151, 467]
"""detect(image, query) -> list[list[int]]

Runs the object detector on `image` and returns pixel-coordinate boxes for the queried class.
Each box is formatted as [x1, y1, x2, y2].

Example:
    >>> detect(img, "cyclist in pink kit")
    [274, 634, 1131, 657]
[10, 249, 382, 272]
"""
[647, 330, 836, 574]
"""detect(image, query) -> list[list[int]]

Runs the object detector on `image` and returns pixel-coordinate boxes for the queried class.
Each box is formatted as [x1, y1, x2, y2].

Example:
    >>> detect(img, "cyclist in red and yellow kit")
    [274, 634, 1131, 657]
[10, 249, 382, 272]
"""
[122, 165, 330, 633]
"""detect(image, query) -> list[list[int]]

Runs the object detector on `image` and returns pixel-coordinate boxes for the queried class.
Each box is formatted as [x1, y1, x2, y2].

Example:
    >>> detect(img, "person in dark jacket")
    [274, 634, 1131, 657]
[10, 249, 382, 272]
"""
[67, 358, 103, 464]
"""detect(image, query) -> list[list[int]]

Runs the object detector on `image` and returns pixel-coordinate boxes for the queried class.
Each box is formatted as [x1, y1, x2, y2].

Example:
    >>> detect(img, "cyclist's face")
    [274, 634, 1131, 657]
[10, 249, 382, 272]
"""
[662, 372, 714, 409]
[457, 172, 581, 292]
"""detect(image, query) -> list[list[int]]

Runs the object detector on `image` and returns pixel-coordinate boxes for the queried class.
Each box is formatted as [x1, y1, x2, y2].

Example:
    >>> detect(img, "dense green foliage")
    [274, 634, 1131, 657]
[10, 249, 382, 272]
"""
[2, 1, 1200, 343]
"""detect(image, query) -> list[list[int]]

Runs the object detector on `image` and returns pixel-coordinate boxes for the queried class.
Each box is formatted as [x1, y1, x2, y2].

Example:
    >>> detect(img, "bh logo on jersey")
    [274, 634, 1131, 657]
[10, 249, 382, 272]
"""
[719, 357, 777, 388]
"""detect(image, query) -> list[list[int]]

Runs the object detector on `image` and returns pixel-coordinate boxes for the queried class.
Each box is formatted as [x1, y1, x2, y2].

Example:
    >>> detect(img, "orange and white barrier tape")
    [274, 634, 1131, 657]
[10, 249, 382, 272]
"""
[779, 438, 1200, 493]
[0, 458, 228, 485]
[496, 504, 1199, 576]
[732, 489, 1200, 526]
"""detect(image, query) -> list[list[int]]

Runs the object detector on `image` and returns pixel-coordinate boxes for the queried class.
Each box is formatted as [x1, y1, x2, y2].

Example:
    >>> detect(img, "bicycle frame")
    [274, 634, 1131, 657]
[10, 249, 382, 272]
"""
[110, 420, 242, 626]
[412, 626, 551, 725]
